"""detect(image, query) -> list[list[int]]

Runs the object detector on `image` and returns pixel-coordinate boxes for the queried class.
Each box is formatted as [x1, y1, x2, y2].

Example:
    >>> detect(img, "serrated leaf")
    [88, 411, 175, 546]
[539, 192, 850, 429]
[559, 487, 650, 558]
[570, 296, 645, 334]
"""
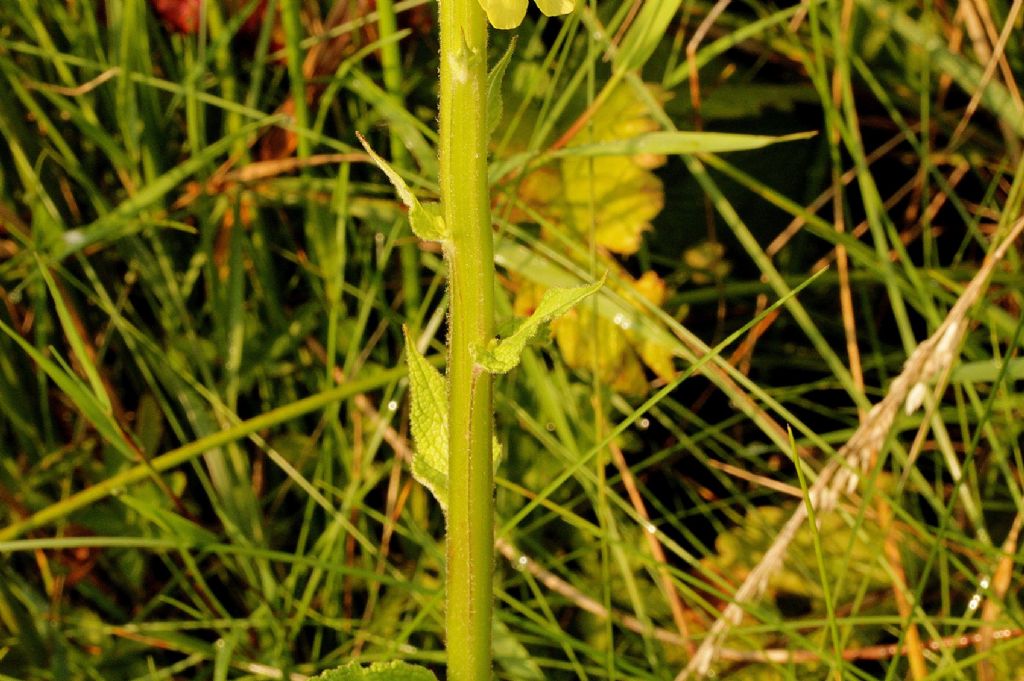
[309, 661, 438, 681]
[403, 329, 503, 511]
[345, 72, 439, 177]
[403, 327, 450, 511]
[509, 269, 678, 395]
[356, 132, 447, 241]
[475, 276, 604, 374]
[487, 38, 517, 137]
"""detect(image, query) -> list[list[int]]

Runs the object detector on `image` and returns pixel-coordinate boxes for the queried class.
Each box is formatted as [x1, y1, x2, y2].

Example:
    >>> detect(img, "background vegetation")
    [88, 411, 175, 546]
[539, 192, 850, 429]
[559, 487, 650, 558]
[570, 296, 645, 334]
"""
[1, 0, 1022, 679]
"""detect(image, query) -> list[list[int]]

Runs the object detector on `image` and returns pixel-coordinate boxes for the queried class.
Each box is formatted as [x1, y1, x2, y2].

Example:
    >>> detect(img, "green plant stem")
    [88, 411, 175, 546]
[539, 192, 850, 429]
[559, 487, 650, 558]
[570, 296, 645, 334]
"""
[438, 0, 493, 678]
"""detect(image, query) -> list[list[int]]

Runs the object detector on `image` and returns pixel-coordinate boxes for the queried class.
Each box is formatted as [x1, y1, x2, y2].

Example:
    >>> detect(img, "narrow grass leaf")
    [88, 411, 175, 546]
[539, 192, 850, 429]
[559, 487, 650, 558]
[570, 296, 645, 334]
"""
[491, 131, 816, 180]
[475, 276, 604, 374]
[614, 0, 683, 72]
[345, 71, 439, 176]
[952, 357, 1024, 383]
[0, 318, 135, 462]
[0, 364, 413, 541]
[212, 627, 241, 681]
[35, 256, 112, 415]
[550, 130, 817, 158]
[860, 0, 1024, 136]
[50, 119, 270, 261]
[118, 495, 219, 546]
[357, 132, 447, 241]
[0, 577, 46, 662]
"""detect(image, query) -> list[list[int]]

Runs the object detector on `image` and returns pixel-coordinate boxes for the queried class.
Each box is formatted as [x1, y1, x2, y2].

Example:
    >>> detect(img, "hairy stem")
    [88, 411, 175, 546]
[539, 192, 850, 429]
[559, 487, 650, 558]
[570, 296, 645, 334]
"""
[438, 0, 494, 678]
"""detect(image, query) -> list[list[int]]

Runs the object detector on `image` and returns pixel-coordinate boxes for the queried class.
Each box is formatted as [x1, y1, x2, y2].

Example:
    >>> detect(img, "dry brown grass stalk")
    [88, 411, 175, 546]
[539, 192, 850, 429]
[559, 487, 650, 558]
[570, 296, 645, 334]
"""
[676, 215, 1024, 679]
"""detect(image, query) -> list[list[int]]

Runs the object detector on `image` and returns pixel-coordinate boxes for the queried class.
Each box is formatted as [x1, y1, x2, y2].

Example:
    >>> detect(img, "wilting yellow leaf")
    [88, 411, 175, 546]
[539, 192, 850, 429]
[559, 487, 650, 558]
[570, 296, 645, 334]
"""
[503, 81, 680, 394]
[561, 155, 663, 254]
[632, 270, 667, 306]
[638, 338, 676, 384]
[553, 308, 649, 395]
[684, 240, 732, 284]
[514, 165, 564, 222]
[515, 269, 675, 395]
[512, 277, 547, 318]
[557, 83, 670, 254]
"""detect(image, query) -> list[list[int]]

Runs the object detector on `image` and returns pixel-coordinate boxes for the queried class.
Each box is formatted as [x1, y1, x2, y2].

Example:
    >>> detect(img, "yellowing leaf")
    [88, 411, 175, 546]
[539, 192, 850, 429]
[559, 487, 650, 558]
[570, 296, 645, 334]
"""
[639, 338, 677, 384]
[506, 165, 563, 225]
[403, 328, 450, 511]
[529, 269, 678, 394]
[556, 83, 670, 254]
[704, 504, 892, 601]
[512, 277, 547, 317]
[632, 270, 667, 306]
[588, 82, 667, 147]
[356, 132, 447, 242]
[626, 272, 678, 383]
[500, 82, 683, 393]
[475, 276, 604, 374]
[553, 307, 649, 396]
[561, 154, 662, 254]
[684, 240, 732, 284]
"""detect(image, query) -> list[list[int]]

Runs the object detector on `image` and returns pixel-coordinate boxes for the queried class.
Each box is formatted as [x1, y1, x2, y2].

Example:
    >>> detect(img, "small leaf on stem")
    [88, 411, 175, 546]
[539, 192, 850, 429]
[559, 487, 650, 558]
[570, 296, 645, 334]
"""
[403, 328, 504, 511]
[474, 275, 605, 374]
[403, 327, 451, 511]
[356, 132, 447, 241]
[487, 38, 517, 137]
